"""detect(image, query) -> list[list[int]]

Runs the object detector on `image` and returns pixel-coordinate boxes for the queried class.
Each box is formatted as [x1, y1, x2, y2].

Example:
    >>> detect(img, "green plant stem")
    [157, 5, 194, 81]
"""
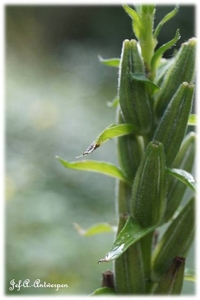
[115, 180, 131, 217]
[114, 214, 146, 294]
[139, 6, 156, 74]
[140, 232, 155, 293]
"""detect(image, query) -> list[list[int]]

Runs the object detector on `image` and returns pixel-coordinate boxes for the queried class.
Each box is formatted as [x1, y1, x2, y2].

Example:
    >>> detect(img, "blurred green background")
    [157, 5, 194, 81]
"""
[5, 4, 195, 295]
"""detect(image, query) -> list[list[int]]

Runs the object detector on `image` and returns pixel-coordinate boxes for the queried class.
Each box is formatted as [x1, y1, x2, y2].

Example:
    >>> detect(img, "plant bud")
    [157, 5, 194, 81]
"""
[118, 39, 152, 134]
[131, 141, 167, 227]
[155, 37, 196, 120]
[152, 196, 195, 281]
[154, 256, 185, 295]
[153, 82, 194, 167]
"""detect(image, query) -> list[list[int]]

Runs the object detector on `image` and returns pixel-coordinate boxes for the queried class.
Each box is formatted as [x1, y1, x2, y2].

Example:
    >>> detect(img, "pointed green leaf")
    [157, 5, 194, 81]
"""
[134, 5, 142, 14]
[107, 96, 119, 108]
[129, 73, 160, 93]
[154, 6, 179, 39]
[154, 57, 175, 86]
[95, 124, 136, 144]
[122, 4, 143, 39]
[151, 29, 181, 77]
[98, 216, 156, 263]
[98, 55, 120, 67]
[90, 287, 116, 295]
[188, 114, 197, 125]
[167, 168, 196, 192]
[56, 156, 129, 183]
[163, 132, 196, 223]
[77, 124, 136, 157]
[123, 4, 141, 23]
[73, 222, 114, 236]
[184, 268, 196, 282]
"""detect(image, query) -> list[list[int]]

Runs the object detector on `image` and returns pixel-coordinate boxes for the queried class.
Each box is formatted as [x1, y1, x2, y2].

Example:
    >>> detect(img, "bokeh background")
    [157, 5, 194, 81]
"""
[5, 4, 195, 295]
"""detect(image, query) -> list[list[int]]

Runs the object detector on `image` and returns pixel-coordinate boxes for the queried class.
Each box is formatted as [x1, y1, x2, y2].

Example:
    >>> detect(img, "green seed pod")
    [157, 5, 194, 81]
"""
[155, 37, 196, 120]
[131, 141, 167, 227]
[153, 82, 194, 167]
[117, 107, 144, 181]
[152, 196, 195, 281]
[118, 39, 152, 134]
[164, 131, 196, 222]
[114, 214, 146, 294]
[153, 256, 185, 295]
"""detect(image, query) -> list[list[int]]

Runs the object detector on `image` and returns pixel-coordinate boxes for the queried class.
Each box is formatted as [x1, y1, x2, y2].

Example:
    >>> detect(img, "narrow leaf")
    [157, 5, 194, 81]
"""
[56, 156, 129, 183]
[154, 57, 175, 86]
[167, 168, 196, 192]
[107, 96, 119, 108]
[73, 222, 114, 236]
[98, 216, 156, 263]
[154, 6, 179, 39]
[122, 4, 143, 39]
[151, 29, 181, 74]
[123, 4, 141, 24]
[98, 55, 120, 68]
[184, 268, 196, 282]
[77, 124, 136, 157]
[129, 72, 160, 93]
[90, 287, 116, 295]
[188, 114, 197, 125]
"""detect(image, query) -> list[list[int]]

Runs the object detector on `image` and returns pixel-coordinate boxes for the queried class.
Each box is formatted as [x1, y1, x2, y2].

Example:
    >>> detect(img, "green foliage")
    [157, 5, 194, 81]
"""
[76, 123, 137, 157]
[90, 287, 116, 295]
[57, 4, 196, 295]
[164, 132, 196, 222]
[98, 216, 156, 263]
[98, 55, 120, 67]
[166, 168, 196, 192]
[56, 156, 129, 183]
[73, 222, 114, 236]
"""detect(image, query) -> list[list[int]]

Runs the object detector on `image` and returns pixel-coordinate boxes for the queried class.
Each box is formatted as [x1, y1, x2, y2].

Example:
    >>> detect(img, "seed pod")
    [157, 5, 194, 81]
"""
[164, 131, 196, 222]
[114, 214, 146, 294]
[131, 141, 167, 227]
[153, 256, 185, 295]
[155, 37, 196, 120]
[153, 82, 194, 167]
[118, 39, 152, 134]
[117, 107, 144, 181]
[152, 196, 195, 281]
